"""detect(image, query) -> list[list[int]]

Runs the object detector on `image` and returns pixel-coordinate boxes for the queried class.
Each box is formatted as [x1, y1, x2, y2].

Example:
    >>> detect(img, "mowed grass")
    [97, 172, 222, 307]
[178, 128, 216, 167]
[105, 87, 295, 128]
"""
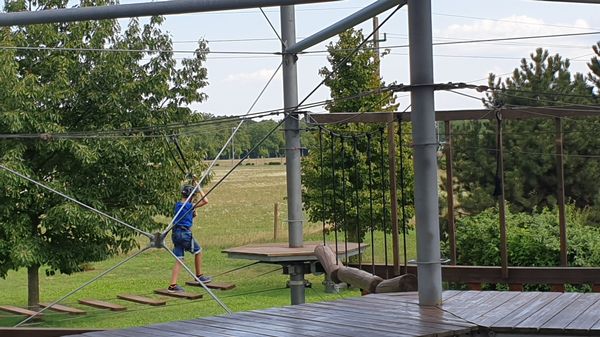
[0, 160, 416, 329]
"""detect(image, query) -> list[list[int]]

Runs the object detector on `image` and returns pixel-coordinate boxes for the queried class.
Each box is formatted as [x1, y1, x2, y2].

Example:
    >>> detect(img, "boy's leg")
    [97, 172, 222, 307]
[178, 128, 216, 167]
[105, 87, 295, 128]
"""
[194, 252, 203, 276]
[170, 258, 183, 286]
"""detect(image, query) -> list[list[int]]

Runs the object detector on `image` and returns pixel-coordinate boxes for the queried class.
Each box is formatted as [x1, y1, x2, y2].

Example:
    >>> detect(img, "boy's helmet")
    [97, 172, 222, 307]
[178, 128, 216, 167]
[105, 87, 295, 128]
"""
[181, 185, 197, 197]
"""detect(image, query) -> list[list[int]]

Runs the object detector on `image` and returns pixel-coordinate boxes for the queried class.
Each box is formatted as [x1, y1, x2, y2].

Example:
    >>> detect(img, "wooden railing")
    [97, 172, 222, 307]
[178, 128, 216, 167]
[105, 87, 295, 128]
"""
[351, 264, 600, 292]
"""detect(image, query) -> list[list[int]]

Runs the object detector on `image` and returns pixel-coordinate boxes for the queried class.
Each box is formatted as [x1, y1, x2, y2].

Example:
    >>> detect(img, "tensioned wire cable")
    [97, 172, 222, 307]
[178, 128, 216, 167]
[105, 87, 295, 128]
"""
[0, 85, 397, 140]
[165, 2, 406, 262]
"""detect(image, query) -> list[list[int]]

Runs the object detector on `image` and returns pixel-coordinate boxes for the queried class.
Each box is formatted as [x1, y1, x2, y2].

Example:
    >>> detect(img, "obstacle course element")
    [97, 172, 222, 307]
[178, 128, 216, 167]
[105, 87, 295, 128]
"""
[78, 299, 126, 311]
[154, 289, 202, 299]
[39, 302, 86, 315]
[0, 305, 43, 318]
[185, 281, 236, 291]
[117, 294, 166, 306]
[314, 244, 417, 294]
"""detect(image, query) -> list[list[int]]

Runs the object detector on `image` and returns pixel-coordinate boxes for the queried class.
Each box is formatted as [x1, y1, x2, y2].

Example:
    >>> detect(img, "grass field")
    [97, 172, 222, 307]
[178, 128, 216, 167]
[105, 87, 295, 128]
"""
[0, 160, 416, 329]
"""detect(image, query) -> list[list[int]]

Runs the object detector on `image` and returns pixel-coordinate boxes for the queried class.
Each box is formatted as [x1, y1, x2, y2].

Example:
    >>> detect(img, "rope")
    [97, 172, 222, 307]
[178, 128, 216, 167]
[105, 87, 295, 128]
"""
[352, 136, 362, 268]
[379, 128, 389, 278]
[367, 134, 376, 275]
[398, 113, 409, 272]
[330, 131, 339, 260]
[318, 128, 326, 245]
[340, 136, 349, 264]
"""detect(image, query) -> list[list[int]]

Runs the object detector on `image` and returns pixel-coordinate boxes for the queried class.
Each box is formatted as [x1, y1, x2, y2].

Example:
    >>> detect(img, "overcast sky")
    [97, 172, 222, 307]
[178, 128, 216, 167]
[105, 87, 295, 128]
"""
[132, 0, 597, 117]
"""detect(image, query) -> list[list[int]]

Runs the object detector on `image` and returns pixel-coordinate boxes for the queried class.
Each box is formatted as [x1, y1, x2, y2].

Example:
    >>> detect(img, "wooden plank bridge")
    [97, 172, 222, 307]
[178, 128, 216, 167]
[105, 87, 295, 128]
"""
[61, 290, 600, 337]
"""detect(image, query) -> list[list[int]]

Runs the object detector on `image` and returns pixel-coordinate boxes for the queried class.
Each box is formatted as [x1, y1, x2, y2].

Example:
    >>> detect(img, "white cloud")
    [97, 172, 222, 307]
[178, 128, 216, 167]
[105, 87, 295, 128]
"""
[223, 68, 283, 83]
[442, 15, 590, 38]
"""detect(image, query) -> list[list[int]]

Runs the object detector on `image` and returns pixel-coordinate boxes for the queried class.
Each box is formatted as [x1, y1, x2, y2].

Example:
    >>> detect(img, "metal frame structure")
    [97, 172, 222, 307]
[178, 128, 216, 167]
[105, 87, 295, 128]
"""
[2, 0, 595, 309]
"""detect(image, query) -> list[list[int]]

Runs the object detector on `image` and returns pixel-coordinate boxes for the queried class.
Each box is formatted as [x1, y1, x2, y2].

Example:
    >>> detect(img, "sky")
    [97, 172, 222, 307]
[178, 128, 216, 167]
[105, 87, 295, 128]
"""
[5, 0, 597, 117]
[116, 0, 598, 118]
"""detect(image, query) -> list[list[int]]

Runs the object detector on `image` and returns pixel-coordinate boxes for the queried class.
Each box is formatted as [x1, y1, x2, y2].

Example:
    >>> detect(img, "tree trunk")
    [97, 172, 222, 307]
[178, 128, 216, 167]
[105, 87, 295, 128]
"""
[27, 264, 40, 309]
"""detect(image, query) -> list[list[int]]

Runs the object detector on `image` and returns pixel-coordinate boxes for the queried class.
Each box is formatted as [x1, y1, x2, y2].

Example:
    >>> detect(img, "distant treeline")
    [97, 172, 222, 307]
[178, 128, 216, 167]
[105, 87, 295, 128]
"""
[191, 113, 315, 160]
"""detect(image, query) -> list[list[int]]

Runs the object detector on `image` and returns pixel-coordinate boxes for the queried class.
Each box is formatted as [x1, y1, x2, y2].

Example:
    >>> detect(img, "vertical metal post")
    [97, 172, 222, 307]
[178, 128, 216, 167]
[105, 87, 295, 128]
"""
[281, 5, 304, 305]
[408, 0, 442, 306]
[555, 118, 567, 267]
[445, 121, 456, 265]
[496, 115, 508, 279]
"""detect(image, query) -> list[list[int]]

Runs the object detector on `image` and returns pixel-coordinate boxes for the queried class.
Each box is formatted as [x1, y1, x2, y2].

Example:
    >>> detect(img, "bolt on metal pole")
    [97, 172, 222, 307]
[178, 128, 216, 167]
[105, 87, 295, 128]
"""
[408, 0, 442, 306]
[281, 4, 305, 305]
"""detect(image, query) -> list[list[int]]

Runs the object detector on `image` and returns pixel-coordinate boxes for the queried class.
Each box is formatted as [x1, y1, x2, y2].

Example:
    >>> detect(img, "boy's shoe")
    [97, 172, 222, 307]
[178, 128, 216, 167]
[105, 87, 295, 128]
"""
[167, 284, 185, 293]
[196, 275, 212, 284]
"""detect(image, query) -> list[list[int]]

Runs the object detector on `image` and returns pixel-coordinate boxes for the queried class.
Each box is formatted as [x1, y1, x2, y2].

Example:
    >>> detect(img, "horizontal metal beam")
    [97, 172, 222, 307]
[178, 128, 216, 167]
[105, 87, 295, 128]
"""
[536, 0, 600, 3]
[286, 0, 406, 54]
[0, 0, 339, 26]
[353, 264, 600, 284]
[306, 106, 600, 123]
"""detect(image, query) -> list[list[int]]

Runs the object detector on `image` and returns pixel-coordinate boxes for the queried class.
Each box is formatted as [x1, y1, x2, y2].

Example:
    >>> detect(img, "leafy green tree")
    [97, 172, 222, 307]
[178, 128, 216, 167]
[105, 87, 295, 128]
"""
[453, 48, 597, 214]
[0, 0, 209, 307]
[302, 28, 414, 243]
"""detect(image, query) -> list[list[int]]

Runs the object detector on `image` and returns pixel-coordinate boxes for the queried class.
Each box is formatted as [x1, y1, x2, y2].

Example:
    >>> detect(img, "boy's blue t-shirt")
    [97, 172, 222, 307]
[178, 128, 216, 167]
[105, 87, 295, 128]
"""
[174, 201, 194, 228]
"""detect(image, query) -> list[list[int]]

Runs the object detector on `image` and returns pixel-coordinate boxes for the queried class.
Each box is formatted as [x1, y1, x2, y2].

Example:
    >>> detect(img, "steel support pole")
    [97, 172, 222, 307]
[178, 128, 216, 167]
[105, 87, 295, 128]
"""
[407, 0, 442, 306]
[281, 5, 305, 305]
[0, 0, 339, 26]
[286, 0, 406, 54]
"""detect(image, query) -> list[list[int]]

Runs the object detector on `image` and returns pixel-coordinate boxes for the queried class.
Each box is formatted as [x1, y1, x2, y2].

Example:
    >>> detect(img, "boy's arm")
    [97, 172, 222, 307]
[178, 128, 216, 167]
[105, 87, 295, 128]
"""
[195, 189, 209, 208]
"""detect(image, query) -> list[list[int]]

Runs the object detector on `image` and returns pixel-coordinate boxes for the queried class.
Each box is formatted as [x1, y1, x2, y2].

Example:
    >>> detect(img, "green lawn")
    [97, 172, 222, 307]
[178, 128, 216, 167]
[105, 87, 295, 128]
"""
[0, 161, 416, 329]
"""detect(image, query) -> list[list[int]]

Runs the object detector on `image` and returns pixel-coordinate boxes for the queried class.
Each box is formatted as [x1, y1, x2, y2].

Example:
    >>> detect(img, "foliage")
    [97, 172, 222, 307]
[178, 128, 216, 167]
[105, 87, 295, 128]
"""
[302, 29, 414, 242]
[443, 205, 600, 268]
[0, 0, 209, 305]
[191, 115, 286, 160]
[452, 48, 598, 214]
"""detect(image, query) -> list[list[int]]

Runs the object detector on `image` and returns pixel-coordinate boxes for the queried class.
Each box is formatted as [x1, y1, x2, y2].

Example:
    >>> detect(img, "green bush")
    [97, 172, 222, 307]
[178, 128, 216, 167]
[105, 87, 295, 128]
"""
[442, 206, 600, 291]
[265, 161, 281, 165]
[443, 206, 600, 267]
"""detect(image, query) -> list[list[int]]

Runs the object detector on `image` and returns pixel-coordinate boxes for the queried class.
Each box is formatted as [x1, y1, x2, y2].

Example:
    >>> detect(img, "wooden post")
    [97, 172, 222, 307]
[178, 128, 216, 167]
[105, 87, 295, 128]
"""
[496, 114, 509, 279]
[445, 121, 456, 265]
[273, 202, 280, 240]
[555, 118, 567, 267]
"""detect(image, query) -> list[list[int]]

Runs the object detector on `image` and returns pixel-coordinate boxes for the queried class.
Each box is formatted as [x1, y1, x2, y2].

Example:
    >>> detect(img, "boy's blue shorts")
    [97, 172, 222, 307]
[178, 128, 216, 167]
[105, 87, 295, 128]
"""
[172, 228, 202, 258]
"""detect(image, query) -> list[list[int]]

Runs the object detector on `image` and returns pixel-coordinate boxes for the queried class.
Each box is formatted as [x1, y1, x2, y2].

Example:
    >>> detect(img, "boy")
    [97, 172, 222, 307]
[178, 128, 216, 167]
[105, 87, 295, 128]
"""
[168, 185, 211, 292]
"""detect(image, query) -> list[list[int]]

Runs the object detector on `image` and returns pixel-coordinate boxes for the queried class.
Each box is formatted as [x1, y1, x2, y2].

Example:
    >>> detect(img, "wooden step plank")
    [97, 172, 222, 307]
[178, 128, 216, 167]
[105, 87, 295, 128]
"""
[39, 302, 86, 315]
[0, 305, 43, 317]
[154, 289, 203, 299]
[117, 294, 166, 306]
[78, 299, 126, 311]
[185, 281, 236, 290]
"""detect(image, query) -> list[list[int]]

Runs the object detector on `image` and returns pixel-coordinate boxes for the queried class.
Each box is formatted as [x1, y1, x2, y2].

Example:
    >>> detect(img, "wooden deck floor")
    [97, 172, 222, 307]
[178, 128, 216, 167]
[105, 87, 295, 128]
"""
[64, 291, 600, 337]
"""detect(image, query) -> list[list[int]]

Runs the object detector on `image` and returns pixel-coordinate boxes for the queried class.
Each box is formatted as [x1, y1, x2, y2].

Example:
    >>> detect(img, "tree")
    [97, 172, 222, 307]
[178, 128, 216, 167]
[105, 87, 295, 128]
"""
[589, 42, 600, 91]
[453, 48, 598, 214]
[302, 29, 414, 243]
[0, 0, 209, 307]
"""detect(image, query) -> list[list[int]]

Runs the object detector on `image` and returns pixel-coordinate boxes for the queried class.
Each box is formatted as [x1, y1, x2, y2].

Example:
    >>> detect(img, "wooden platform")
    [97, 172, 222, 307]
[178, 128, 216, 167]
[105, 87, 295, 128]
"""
[62, 291, 600, 337]
[185, 281, 236, 290]
[222, 242, 367, 263]
[78, 300, 126, 312]
[39, 302, 86, 315]
[117, 295, 166, 306]
[154, 289, 203, 300]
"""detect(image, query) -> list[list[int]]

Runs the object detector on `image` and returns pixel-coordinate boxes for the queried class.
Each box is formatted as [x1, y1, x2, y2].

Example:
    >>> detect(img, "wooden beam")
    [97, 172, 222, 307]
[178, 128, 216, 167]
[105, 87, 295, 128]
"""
[353, 264, 600, 284]
[307, 106, 600, 123]
[154, 289, 203, 299]
[0, 305, 42, 318]
[117, 294, 166, 306]
[0, 328, 104, 337]
[38, 303, 86, 315]
[78, 299, 126, 311]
